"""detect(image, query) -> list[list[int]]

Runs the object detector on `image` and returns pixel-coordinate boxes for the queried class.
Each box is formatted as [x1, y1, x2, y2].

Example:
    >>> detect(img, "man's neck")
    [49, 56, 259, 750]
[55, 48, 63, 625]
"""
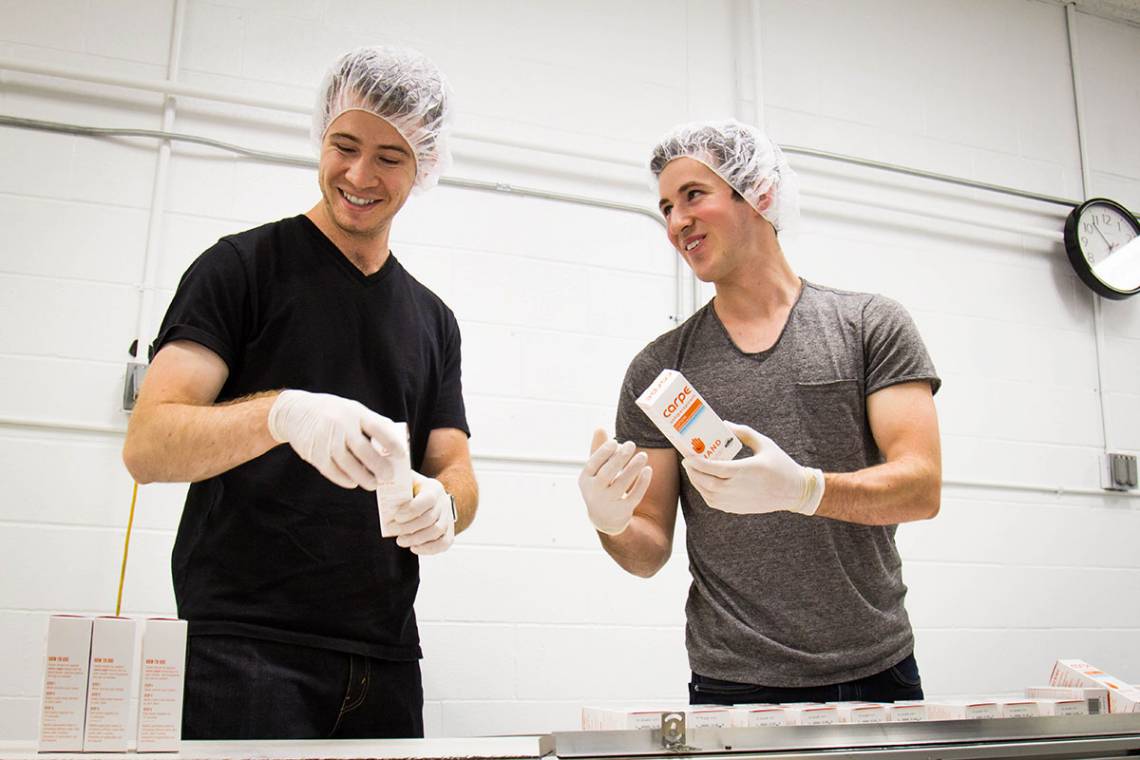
[305, 204, 391, 275]
[712, 243, 802, 324]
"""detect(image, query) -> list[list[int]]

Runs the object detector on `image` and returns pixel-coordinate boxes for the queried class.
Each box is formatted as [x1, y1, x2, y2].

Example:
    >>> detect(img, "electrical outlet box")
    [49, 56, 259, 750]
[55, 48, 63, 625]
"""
[123, 362, 147, 411]
[1103, 452, 1138, 491]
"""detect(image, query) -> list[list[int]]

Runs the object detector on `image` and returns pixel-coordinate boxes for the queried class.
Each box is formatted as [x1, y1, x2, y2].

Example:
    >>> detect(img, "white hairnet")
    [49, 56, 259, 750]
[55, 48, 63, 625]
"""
[313, 46, 452, 192]
[649, 119, 799, 233]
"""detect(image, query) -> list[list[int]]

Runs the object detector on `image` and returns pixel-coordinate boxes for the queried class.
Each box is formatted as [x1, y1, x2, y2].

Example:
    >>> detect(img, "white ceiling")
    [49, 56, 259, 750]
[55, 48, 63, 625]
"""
[1041, 0, 1140, 27]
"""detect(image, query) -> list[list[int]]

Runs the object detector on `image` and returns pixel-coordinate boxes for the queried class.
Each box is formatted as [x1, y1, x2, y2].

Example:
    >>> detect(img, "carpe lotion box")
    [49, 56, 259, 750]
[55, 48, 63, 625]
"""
[38, 615, 93, 752]
[376, 422, 412, 537]
[1050, 659, 1140, 713]
[637, 370, 742, 461]
[84, 616, 138, 752]
[1026, 685, 1107, 716]
[137, 618, 188, 752]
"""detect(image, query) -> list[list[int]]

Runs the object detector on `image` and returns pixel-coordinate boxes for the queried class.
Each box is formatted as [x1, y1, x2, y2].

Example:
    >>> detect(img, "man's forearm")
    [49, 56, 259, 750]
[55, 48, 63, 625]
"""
[599, 514, 672, 578]
[815, 455, 940, 525]
[123, 392, 280, 484]
[434, 463, 478, 534]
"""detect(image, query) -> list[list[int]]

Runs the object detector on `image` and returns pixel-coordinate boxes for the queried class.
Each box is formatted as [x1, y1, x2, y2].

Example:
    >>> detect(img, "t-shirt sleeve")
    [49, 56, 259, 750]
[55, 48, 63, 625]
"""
[863, 295, 941, 396]
[614, 344, 673, 449]
[430, 309, 470, 437]
[151, 240, 249, 370]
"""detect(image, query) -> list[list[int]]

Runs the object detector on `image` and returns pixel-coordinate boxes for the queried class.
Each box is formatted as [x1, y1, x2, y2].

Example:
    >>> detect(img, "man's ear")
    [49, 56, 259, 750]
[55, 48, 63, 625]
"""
[754, 191, 773, 214]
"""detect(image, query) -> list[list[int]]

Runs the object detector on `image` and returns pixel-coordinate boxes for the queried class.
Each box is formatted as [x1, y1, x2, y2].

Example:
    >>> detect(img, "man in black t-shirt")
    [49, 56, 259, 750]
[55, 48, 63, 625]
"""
[122, 46, 475, 740]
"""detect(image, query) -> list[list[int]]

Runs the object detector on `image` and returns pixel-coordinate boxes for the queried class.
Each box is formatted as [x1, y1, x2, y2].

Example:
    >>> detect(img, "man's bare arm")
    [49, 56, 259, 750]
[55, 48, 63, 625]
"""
[598, 447, 680, 578]
[420, 427, 478, 534]
[122, 341, 280, 484]
[814, 381, 941, 525]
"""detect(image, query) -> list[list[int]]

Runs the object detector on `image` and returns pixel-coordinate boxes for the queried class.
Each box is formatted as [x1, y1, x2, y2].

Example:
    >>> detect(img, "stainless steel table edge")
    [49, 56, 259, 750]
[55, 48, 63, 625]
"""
[552, 714, 1140, 759]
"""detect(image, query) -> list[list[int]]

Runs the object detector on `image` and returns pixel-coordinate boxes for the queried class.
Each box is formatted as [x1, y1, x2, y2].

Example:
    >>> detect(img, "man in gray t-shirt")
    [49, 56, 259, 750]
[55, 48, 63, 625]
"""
[577, 120, 942, 705]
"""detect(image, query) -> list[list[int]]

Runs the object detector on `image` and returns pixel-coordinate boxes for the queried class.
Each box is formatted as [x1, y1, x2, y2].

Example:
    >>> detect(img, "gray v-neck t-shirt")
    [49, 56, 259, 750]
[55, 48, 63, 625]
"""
[615, 280, 940, 687]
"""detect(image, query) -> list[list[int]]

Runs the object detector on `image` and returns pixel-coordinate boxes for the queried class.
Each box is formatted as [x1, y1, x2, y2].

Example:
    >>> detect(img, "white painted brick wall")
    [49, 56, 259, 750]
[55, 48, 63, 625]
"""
[1, 0, 1138, 741]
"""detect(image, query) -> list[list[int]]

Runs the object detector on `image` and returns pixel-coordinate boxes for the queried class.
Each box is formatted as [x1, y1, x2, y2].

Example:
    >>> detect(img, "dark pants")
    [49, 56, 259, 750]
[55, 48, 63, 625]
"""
[183, 634, 424, 739]
[690, 653, 924, 705]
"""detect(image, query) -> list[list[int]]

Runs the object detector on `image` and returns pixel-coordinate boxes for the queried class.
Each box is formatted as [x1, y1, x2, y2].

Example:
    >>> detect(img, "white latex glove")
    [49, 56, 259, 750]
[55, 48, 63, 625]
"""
[682, 421, 824, 516]
[390, 472, 455, 555]
[268, 389, 405, 490]
[577, 429, 653, 535]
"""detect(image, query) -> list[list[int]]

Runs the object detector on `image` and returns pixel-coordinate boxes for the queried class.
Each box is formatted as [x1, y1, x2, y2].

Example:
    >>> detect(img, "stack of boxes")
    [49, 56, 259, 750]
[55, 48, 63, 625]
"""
[581, 658, 1137, 731]
[38, 615, 187, 753]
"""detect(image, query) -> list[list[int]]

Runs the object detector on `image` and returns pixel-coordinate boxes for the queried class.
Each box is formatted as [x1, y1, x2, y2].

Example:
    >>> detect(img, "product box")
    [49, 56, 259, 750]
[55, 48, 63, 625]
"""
[686, 705, 732, 728]
[636, 370, 742, 461]
[782, 703, 839, 726]
[375, 422, 412, 537]
[38, 615, 93, 752]
[580, 705, 665, 730]
[884, 702, 926, 722]
[137, 619, 188, 752]
[83, 616, 138, 752]
[830, 702, 888, 724]
[1050, 660, 1140, 713]
[923, 701, 1000, 721]
[731, 704, 788, 727]
[1027, 685, 1108, 716]
[996, 699, 1041, 719]
[1033, 698, 1089, 717]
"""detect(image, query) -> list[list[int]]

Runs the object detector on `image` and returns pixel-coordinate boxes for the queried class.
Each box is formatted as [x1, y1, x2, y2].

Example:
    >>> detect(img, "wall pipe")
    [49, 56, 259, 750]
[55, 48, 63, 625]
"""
[0, 413, 1131, 500]
[133, 0, 187, 358]
[1066, 3, 1115, 458]
[0, 56, 1107, 213]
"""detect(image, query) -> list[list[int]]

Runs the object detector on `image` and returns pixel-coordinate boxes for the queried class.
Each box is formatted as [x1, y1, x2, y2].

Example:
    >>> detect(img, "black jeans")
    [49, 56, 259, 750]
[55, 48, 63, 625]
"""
[690, 653, 924, 705]
[183, 634, 423, 739]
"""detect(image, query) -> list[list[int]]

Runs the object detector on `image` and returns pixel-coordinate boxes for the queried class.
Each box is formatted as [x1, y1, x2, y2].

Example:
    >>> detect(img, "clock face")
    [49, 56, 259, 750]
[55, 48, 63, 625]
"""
[1076, 203, 1138, 266]
[1065, 198, 1140, 299]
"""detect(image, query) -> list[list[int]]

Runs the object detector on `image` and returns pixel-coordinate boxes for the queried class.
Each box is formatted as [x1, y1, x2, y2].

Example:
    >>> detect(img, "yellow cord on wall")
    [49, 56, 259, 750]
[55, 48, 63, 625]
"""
[115, 481, 139, 617]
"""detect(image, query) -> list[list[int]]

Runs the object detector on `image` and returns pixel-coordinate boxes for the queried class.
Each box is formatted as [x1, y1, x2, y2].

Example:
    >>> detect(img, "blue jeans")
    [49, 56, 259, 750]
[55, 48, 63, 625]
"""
[690, 653, 924, 705]
[183, 634, 423, 739]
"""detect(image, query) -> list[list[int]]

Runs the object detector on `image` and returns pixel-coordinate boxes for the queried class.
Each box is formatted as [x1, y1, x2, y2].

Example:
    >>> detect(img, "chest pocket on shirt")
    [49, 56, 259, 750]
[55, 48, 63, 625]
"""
[792, 378, 864, 471]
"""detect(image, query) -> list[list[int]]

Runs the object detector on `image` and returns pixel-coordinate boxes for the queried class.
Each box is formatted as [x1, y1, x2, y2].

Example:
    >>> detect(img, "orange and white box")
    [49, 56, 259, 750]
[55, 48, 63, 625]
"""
[1050, 660, 1140, 713]
[782, 703, 839, 726]
[731, 704, 788, 727]
[136, 619, 188, 752]
[84, 616, 138, 752]
[1033, 698, 1088, 717]
[375, 422, 412, 537]
[885, 702, 926, 722]
[686, 705, 732, 728]
[923, 701, 1000, 720]
[831, 702, 888, 723]
[996, 699, 1041, 718]
[38, 615, 93, 752]
[636, 370, 742, 461]
[1027, 685, 1108, 716]
[580, 706, 664, 730]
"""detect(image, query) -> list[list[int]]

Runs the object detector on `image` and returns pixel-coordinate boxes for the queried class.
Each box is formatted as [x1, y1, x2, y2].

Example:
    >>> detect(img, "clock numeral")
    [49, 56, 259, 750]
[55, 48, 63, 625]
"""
[1101, 213, 1112, 225]
[1081, 236, 1089, 247]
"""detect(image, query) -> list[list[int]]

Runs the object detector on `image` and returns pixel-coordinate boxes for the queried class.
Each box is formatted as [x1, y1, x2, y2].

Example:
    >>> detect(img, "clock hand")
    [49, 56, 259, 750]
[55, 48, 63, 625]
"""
[1091, 220, 1112, 248]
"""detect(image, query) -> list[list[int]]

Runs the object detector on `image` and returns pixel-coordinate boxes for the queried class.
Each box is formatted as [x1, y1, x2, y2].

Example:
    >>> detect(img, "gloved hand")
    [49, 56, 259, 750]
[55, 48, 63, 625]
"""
[682, 421, 824, 516]
[267, 389, 405, 490]
[390, 472, 455, 555]
[578, 429, 653, 535]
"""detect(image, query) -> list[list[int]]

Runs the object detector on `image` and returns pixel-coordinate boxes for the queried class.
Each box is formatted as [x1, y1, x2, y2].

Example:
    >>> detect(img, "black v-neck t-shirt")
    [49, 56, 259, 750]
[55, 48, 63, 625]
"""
[153, 215, 468, 659]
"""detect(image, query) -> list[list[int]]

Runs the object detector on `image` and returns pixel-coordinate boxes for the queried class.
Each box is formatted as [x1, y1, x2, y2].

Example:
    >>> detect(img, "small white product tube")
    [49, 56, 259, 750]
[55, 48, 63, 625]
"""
[637, 369, 742, 461]
[136, 619, 188, 752]
[376, 422, 412, 537]
[38, 615, 93, 752]
[84, 616, 138, 752]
